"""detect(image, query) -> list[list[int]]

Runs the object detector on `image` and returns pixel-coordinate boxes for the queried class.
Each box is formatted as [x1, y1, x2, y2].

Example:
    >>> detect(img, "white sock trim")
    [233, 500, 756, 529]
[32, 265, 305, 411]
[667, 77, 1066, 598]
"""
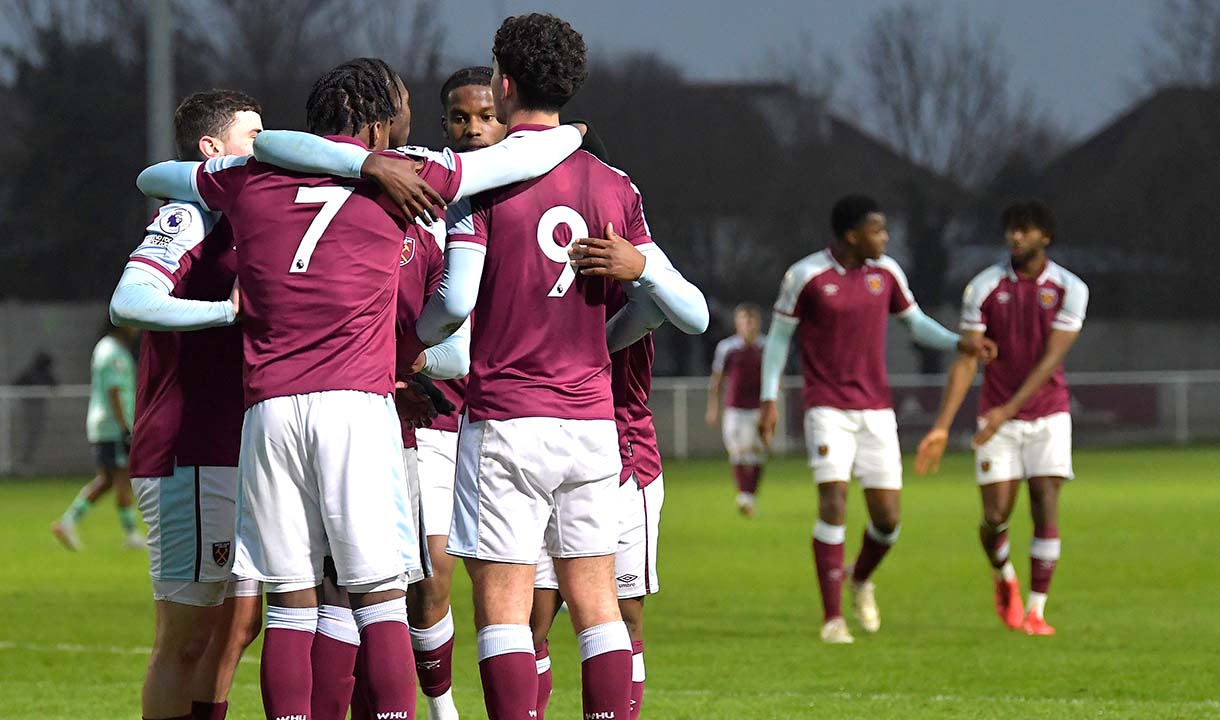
[576, 621, 631, 661]
[1030, 537, 1062, 561]
[352, 597, 408, 633]
[316, 604, 360, 645]
[1028, 591, 1048, 616]
[476, 624, 534, 662]
[813, 520, 846, 545]
[632, 651, 646, 682]
[998, 561, 1016, 581]
[536, 654, 552, 674]
[266, 605, 318, 634]
[866, 521, 900, 545]
[410, 607, 455, 652]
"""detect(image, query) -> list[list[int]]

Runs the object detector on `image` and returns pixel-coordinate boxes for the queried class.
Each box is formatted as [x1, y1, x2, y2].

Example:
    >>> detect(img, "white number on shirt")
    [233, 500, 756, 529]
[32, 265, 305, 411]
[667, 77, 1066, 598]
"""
[536, 205, 588, 297]
[290, 186, 354, 273]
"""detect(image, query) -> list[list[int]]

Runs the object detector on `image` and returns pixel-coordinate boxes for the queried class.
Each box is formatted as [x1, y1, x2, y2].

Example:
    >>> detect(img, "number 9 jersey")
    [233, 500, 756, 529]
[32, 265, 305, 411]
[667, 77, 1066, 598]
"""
[447, 123, 656, 423]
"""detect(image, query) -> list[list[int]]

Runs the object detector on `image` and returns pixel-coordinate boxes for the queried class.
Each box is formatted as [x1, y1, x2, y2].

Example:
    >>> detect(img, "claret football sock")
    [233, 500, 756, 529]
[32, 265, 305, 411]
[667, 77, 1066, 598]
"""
[577, 622, 632, 720]
[411, 608, 459, 720]
[630, 639, 646, 720]
[353, 598, 415, 720]
[261, 605, 317, 720]
[190, 700, 227, 720]
[312, 605, 360, 720]
[852, 522, 900, 584]
[477, 624, 538, 720]
[979, 520, 1011, 570]
[535, 640, 552, 720]
[812, 521, 847, 620]
[1029, 526, 1061, 615]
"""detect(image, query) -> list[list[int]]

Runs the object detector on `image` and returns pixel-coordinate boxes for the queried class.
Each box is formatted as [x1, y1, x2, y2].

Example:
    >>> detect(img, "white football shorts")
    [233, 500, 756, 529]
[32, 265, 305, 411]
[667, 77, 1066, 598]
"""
[535, 473, 664, 599]
[722, 407, 765, 465]
[975, 412, 1074, 484]
[804, 407, 902, 490]
[415, 427, 459, 538]
[233, 390, 420, 594]
[448, 416, 622, 564]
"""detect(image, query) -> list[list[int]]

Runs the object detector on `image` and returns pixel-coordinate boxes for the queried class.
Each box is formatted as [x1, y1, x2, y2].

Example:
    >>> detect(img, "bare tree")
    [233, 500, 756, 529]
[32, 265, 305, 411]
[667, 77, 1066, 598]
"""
[1140, 0, 1220, 89]
[859, 2, 1060, 187]
[363, 0, 447, 82]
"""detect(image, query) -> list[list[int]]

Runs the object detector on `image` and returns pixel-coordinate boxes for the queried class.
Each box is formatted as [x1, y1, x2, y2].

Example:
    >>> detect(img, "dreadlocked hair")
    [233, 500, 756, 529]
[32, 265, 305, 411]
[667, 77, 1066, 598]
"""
[306, 57, 403, 136]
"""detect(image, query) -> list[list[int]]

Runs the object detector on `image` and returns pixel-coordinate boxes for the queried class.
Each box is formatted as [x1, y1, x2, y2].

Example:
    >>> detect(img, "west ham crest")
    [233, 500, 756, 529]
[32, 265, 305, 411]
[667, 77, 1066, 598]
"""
[865, 273, 885, 296]
[400, 236, 416, 266]
[1038, 287, 1059, 309]
[213, 541, 231, 567]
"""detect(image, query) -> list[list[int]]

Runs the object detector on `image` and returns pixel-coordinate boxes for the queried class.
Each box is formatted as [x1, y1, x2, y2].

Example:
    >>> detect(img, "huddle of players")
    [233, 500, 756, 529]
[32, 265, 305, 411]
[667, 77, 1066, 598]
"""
[707, 195, 1087, 642]
[114, 12, 709, 720]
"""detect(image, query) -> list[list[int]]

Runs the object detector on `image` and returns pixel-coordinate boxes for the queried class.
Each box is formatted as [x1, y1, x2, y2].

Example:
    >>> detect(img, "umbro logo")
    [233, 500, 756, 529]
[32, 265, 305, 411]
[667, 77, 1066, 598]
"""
[417, 659, 442, 670]
[616, 574, 639, 585]
[995, 291, 1011, 304]
[823, 283, 839, 296]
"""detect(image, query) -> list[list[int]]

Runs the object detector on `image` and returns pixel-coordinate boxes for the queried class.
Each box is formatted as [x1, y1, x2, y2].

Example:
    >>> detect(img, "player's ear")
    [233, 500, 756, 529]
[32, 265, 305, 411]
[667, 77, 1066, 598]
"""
[197, 135, 219, 160]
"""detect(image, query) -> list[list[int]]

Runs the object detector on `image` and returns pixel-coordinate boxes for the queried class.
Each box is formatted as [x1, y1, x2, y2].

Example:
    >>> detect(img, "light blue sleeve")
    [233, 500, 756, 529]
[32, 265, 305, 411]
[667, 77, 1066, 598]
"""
[454, 125, 583, 200]
[422, 318, 471, 379]
[605, 291, 668, 353]
[252, 130, 369, 178]
[109, 267, 235, 331]
[136, 161, 204, 202]
[634, 245, 709, 335]
[416, 246, 485, 346]
[899, 305, 961, 352]
[760, 314, 797, 402]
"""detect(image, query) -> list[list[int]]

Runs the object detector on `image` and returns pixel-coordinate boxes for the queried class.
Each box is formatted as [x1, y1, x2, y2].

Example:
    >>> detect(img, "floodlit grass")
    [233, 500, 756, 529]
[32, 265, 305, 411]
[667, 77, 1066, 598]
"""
[2, 447, 1218, 718]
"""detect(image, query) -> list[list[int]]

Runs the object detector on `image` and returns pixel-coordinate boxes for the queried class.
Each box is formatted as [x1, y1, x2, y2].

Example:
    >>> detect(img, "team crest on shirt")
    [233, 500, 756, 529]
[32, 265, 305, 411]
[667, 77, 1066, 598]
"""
[400, 236, 415, 266]
[158, 208, 191, 235]
[818, 445, 829, 457]
[980, 460, 991, 473]
[866, 274, 885, 296]
[1038, 287, 1059, 309]
[212, 541, 231, 567]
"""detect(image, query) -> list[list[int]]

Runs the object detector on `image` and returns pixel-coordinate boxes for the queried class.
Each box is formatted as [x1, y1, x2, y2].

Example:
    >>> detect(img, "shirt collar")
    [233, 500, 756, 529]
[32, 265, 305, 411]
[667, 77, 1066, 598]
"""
[508, 123, 558, 134]
[824, 248, 847, 275]
[1007, 258, 1055, 283]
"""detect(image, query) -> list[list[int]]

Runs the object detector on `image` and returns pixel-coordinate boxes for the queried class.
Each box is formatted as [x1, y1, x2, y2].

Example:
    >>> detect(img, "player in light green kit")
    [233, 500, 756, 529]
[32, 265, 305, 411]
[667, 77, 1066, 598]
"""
[51, 323, 145, 550]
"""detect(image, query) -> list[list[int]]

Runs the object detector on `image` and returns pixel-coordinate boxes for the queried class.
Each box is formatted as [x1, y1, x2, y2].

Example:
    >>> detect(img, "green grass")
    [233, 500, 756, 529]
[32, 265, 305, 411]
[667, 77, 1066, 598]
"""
[2, 448, 1219, 719]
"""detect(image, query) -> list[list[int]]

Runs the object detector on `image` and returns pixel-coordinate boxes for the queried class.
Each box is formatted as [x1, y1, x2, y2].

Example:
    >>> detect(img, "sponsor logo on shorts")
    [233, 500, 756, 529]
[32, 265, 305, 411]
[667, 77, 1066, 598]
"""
[212, 541, 231, 567]
[616, 573, 639, 586]
[980, 460, 991, 473]
[159, 208, 191, 235]
[866, 273, 885, 295]
[818, 445, 829, 457]
[1038, 287, 1059, 309]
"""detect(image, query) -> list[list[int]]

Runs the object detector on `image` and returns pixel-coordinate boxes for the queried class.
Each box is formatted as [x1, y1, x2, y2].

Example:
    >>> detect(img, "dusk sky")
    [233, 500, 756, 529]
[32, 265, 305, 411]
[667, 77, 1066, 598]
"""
[434, 0, 1162, 141]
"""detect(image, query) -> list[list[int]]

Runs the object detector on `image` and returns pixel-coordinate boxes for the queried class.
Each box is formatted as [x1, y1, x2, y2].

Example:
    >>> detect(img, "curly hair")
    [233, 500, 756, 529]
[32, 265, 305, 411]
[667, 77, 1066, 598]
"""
[174, 90, 261, 160]
[492, 13, 587, 112]
[831, 194, 882, 238]
[306, 57, 403, 136]
[440, 66, 493, 109]
[1001, 199, 1057, 240]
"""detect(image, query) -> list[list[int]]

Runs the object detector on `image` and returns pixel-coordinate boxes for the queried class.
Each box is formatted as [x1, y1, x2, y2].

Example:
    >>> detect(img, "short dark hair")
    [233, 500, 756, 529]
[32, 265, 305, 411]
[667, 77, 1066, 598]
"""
[734, 303, 762, 317]
[440, 66, 493, 109]
[173, 90, 261, 161]
[1001, 199, 1056, 240]
[493, 13, 587, 112]
[306, 57, 403, 136]
[831, 194, 881, 239]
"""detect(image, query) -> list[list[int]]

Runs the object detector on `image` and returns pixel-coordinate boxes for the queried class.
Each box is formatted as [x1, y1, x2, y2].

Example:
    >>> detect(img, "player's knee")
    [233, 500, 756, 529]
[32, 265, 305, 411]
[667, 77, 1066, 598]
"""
[982, 507, 1009, 528]
[238, 611, 262, 649]
[870, 515, 900, 537]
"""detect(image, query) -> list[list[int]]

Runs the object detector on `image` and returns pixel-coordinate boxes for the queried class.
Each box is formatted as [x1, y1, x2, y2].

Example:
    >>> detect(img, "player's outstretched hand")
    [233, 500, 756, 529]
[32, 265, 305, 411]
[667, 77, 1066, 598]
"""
[361, 153, 446, 225]
[394, 380, 437, 429]
[758, 400, 779, 448]
[957, 334, 999, 363]
[570, 223, 646, 280]
[413, 375, 457, 417]
[915, 428, 948, 475]
[972, 406, 1013, 448]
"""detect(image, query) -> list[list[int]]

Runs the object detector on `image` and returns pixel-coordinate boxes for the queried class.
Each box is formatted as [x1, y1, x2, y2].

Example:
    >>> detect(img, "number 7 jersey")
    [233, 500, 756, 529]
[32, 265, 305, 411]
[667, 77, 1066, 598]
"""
[192, 135, 463, 407]
[448, 124, 655, 422]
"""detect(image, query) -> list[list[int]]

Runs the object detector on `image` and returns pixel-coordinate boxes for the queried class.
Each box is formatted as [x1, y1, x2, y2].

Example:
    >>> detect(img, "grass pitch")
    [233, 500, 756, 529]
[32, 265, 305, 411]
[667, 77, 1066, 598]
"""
[2, 447, 1218, 719]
